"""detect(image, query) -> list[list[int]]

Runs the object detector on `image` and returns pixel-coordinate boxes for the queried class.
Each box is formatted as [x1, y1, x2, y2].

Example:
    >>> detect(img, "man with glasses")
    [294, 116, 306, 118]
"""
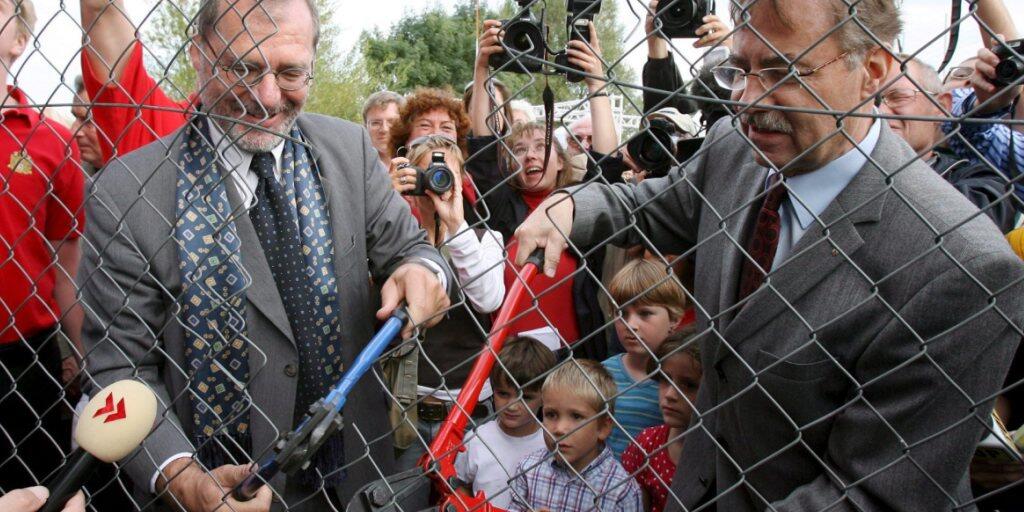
[878, 55, 1016, 231]
[78, 1, 452, 511]
[514, 0, 1024, 510]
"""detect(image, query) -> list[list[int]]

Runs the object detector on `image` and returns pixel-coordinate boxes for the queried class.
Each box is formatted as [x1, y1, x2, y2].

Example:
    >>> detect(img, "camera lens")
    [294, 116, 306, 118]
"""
[662, 0, 696, 28]
[994, 57, 1024, 87]
[427, 167, 454, 194]
[505, 19, 543, 53]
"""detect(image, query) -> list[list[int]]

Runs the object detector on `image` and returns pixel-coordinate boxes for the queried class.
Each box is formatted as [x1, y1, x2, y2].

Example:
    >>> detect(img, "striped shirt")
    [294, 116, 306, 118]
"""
[941, 87, 1023, 200]
[603, 354, 662, 457]
[507, 447, 643, 512]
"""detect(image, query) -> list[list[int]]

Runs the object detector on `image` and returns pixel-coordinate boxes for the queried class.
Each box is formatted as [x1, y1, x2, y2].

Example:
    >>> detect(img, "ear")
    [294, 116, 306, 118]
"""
[187, 37, 207, 76]
[938, 90, 953, 113]
[596, 413, 614, 442]
[8, 27, 27, 63]
[861, 48, 895, 102]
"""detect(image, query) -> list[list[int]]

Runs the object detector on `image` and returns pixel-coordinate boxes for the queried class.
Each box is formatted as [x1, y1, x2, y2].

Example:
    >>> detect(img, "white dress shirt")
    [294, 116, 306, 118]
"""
[770, 119, 881, 270]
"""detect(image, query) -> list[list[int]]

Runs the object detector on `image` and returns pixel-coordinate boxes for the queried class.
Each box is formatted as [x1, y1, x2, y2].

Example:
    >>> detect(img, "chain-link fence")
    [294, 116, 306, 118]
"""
[3, 0, 1024, 511]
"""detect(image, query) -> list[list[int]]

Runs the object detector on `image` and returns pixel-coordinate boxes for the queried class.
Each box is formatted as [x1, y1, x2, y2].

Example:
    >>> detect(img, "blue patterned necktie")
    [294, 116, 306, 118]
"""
[248, 143, 345, 486]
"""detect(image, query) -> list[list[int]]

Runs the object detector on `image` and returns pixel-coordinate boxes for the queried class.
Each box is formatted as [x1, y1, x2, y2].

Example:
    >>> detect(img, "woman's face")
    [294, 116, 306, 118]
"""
[510, 129, 563, 193]
[408, 108, 458, 143]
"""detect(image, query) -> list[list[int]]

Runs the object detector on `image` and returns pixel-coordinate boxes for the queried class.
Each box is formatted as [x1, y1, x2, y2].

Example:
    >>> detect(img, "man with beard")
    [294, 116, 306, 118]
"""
[514, 0, 1024, 510]
[77, 1, 451, 511]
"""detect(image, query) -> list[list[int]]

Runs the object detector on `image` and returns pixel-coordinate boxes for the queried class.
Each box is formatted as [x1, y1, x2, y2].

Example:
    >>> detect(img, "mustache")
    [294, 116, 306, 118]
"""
[742, 110, 794, 134]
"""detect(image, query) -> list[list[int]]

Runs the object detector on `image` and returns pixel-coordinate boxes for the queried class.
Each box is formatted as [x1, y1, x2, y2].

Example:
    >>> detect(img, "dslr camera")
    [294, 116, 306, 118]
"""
[655, 0, 714, 39]
[554, 0, 602, 83]
[400, 151, 455, 197]
[626, 108, 701, 177]
[992, 38, 1024, 88]
[489, 0, 546, 74]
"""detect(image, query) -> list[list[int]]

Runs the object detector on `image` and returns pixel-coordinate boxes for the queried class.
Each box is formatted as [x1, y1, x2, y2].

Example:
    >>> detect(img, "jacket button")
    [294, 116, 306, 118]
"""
[284, 363, 298, 377]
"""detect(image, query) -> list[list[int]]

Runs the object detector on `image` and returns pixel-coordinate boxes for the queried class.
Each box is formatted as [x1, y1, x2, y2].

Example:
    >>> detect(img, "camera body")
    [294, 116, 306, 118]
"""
[401, 151, 455, 197]
[992, 38, 1024, 88]
[489, 1, 546, 74]
[554, 0, 602, 83]
[655, 0, 714, 39]
[626, 109, 701, 177]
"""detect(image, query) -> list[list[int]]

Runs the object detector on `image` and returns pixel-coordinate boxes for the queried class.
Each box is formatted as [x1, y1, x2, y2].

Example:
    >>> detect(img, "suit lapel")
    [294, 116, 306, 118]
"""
[715, 162, 769, 329]
[713, 129, 895, 367]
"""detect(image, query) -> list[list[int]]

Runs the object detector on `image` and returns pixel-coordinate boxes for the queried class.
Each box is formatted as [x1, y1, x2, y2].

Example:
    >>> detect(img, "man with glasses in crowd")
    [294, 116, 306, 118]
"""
[514, 0, 1024, 510]
[878, 55, 1016, 231]
[78, 1, 451, 511]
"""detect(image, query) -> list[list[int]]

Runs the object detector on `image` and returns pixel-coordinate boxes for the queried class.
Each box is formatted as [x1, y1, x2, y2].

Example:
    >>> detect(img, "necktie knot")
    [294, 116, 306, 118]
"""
[763, 174, 788, 212]
[250, 152, 276, 181]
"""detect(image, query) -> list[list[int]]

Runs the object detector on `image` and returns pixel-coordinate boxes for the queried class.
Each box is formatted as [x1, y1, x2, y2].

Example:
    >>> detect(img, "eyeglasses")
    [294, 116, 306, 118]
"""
[943, 66, 973, 84]
[217, 62, 314, 91]
[877, 87, 935, 109]
[712, 52, 850, 92]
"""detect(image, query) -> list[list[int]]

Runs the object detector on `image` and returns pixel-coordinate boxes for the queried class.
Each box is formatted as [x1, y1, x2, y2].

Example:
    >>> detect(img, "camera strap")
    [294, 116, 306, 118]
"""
[542, 74, 555, 175]
[937, 0, 962, 73]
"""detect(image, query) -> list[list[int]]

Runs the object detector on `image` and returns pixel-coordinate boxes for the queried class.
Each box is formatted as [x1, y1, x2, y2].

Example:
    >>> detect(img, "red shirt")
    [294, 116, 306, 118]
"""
[621, 424, 677, 512]
[503, 239, 580, 346]
[81, 41, 191, 163]
[0, 87, 84, 343]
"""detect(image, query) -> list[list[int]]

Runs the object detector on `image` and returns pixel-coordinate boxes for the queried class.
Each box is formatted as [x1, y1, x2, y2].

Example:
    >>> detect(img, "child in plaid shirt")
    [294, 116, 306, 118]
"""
[508, 360, 643, 511]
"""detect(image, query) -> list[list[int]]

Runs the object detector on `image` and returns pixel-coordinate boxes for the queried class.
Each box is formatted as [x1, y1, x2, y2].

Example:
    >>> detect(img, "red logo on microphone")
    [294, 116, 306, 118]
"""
[93, 392, 127, 424]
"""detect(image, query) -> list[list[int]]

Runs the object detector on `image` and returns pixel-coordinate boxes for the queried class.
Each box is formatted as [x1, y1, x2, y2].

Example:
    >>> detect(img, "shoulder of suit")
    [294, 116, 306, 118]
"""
[298, 112, 364, 136]
[90, 126, 186, 200]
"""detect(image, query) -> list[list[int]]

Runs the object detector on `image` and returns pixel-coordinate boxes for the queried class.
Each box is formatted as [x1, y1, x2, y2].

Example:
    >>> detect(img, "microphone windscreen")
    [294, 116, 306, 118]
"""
[74, 380, 158, 462]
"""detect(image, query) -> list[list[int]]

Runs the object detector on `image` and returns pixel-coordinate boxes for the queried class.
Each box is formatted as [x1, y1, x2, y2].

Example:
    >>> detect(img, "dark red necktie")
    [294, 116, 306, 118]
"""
[738, 175, 788, 302]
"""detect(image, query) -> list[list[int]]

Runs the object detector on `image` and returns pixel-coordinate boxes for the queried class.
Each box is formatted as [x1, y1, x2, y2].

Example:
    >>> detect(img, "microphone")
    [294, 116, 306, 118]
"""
[39, 380, 158, 512]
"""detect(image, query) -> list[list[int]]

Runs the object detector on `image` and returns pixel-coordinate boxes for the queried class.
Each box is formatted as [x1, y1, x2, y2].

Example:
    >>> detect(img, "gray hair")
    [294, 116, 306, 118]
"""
[195, 0, 320, 49]
[897, 54, 943, 95]
[731, 0, 902, 59]
[362, 90, 404, 121]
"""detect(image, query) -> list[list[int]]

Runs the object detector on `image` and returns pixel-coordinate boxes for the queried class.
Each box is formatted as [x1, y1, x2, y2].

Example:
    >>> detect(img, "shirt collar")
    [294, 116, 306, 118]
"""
[2, 86, 39, 121]
[206, 117, 286, 172]
[550, 445, 613, 476]
[778, 118, 882, 230]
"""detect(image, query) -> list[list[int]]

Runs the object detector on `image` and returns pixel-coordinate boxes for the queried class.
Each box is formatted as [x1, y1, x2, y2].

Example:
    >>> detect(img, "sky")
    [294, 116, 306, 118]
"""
[18, 0, 1024, 119]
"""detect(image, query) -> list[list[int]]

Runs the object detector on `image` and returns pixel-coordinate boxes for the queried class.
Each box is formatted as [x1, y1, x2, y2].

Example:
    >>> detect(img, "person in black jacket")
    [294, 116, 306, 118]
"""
[878, 55, 1018, 232]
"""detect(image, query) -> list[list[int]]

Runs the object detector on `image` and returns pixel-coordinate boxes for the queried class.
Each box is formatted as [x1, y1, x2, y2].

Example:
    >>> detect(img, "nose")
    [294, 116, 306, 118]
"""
[507, 400, 522, 414]
[735, 74, 772, 113]
[250, 73, 282, 115]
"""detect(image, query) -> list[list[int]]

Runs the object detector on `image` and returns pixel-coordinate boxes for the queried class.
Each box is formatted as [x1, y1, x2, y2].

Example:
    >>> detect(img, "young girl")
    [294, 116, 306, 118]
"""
[602, 259, 686, 457]
[621, 328, 703, 512]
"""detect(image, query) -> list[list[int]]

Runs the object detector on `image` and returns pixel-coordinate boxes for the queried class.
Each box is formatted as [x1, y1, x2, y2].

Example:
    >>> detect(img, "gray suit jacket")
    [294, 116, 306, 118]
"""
[78, 113, 451, 509]
[568, 120, 1024, 511]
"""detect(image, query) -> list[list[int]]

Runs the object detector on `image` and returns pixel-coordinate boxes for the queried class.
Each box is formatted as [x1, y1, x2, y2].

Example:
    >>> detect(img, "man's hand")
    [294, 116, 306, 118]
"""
[693, 15, 733, 48]
[0, 487, 85, 512]
[972, 35, 1023, 115]
[513, 193, 575, 277]
[158, 458, 271, 512]
[377, 263, 450, 339]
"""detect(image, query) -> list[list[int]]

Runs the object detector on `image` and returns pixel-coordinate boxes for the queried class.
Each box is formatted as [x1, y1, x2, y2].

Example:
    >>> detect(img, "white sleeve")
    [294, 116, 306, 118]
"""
[455, 437, 478, 484]
[150, 452, 194, 493]
[445, 223, 505, 313]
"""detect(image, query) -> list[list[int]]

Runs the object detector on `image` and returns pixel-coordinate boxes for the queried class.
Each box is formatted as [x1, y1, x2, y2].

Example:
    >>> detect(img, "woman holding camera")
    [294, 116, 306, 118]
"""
[388, 135, 506, 471]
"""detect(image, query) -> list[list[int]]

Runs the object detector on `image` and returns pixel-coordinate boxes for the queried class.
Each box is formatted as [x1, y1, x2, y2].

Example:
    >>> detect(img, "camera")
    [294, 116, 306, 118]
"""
[489, 0, 546, 74]
[626, 108, 700, 177]
[655, 0, 714, 39]
[992, 38, 1024, 88]
[554, 0, 602, 83]
[401, 151, 455, 196]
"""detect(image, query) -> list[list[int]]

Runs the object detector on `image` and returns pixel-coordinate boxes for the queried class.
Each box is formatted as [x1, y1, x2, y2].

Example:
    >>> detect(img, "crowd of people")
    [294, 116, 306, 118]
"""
[2, 0, 1024, 511]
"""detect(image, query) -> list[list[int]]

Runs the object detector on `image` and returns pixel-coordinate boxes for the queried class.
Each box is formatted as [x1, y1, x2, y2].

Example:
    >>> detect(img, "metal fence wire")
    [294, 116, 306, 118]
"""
[2, 0, 1024, 511]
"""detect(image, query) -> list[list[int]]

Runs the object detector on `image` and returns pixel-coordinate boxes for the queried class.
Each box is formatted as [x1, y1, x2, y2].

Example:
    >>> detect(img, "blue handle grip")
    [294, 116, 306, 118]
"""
[233, 308, 408, 501]
[323, 312, 406, 411]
